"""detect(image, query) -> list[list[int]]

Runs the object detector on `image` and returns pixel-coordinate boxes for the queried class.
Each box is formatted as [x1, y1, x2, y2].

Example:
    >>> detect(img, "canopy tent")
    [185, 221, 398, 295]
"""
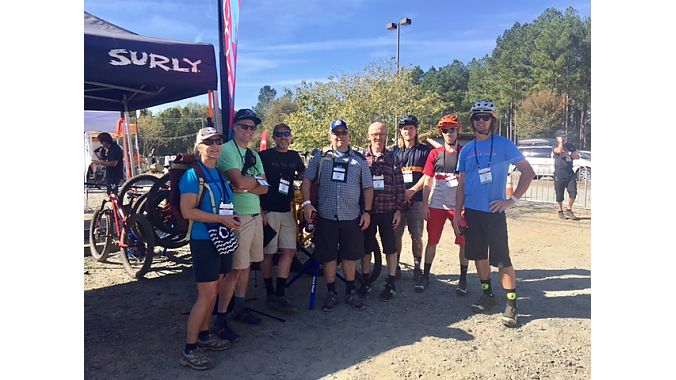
[84, 11, 218, 112]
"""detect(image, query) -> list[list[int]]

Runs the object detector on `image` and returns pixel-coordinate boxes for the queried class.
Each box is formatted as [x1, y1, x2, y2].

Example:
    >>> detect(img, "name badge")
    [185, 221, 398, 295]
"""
[331, 161, 348, 182]
[565, 156, 572, 163]
[403, 170, 413, 184]
[479, 167, 493, 184]
[219, 202, 234, 216]
[446, 175, 458, 188]
[278, 178, 290, 195]
[255, 175, 269, 186]
[373, 175, 385, 191]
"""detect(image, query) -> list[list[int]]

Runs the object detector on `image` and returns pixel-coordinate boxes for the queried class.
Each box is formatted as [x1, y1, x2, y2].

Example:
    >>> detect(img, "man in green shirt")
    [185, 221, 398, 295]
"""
[214, 109, 269, 339]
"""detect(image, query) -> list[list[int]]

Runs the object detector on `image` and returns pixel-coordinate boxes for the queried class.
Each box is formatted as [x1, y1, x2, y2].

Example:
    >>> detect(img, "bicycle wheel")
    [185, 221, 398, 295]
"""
[89, 207, 114, 261]
[357, 243, 382, 285]
[118, 174, 161, 214]
[120, 213, 156, 279]
[145, 188, 187, 235]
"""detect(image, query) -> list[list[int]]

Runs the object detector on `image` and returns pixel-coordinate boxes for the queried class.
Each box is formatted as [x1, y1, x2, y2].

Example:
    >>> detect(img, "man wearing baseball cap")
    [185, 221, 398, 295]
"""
[301, 119, 374, 312]
[552, 130, 580, 220]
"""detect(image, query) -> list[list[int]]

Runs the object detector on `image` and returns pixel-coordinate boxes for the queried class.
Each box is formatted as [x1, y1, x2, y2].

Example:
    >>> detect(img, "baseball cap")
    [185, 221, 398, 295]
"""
[554, 130, 567, 138]
[398, 115, 419, 127]
[195, 127, 223, 144]
[330, 119, 349, 132]
[233, 108, 262, 125]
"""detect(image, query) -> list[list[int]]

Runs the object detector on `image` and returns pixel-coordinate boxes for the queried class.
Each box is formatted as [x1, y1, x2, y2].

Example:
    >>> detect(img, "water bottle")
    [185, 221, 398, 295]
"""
[305, 211, 316, 232]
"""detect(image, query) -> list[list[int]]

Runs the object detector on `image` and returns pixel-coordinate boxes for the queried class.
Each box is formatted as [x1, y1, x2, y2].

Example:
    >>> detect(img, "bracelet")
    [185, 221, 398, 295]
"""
[510, 195, 519, 203]
[302, 200, 312, 207]
[363, 209, 372, 215]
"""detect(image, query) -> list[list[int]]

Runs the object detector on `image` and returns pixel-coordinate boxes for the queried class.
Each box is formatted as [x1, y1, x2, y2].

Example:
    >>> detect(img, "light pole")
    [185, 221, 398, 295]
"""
[386, 17, 412, 71]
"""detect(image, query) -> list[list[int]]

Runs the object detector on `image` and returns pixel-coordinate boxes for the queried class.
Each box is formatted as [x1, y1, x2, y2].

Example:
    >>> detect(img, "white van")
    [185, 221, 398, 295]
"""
[514, 145, 591, 180]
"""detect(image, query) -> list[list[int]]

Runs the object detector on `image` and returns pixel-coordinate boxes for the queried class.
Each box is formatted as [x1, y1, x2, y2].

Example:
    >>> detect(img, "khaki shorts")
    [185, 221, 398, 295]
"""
[232, 214, 264, 270]
[263, 211, 297, 254]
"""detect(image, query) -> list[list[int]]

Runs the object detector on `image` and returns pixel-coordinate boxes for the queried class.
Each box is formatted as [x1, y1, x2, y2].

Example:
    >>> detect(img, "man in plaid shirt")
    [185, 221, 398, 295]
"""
[359, 122, 406, 300]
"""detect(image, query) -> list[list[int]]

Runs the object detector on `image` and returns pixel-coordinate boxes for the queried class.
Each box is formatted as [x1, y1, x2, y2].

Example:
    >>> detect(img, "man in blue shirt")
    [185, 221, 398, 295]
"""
[454, 100, 534, 327]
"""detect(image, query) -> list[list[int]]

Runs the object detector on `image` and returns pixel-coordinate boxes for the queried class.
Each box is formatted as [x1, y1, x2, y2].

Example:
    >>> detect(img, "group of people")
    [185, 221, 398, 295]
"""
[173, 100, 535, 370]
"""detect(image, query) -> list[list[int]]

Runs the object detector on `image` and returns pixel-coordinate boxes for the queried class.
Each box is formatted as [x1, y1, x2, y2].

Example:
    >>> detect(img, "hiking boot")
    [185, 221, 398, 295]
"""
[345, 290, 366, 310]
[272, 296, 299, 314]
[456, 278, 468, 296]
[197, 333, 230, 351]
[357, 283, 372, 298]
[179, 348, 214, 370]
[322, 291, 339, 312]
[564, 209, 577, 220]
[213, 319, 240, 343]
[380, 282, 396, 301]
[558, 210, 566, 220]
[471, 293, 497, 313]
[415, 275, 429, 293]
[231, 306, 261, 325]
[502, 304, 518, 327]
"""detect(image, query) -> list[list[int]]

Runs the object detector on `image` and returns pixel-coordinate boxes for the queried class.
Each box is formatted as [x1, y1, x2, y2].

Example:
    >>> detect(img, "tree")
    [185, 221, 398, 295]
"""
[251, 93, 298, 150]
[514, 89, 566, 139]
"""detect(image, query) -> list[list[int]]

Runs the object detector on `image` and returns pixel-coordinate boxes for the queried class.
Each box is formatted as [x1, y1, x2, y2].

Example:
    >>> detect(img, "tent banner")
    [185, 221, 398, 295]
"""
[220, 0, 240, 138]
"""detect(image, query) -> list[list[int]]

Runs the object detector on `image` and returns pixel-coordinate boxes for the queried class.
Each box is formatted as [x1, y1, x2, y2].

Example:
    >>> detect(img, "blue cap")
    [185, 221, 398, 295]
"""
[330, 119, 348, 132]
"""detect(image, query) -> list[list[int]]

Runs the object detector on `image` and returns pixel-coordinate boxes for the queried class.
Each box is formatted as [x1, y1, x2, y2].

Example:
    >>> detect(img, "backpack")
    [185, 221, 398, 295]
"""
[166, 153, 215, 235]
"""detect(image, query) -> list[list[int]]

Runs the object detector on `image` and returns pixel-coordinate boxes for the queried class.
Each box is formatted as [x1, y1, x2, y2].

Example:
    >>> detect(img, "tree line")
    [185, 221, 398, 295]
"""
[135, 6, 590, 156]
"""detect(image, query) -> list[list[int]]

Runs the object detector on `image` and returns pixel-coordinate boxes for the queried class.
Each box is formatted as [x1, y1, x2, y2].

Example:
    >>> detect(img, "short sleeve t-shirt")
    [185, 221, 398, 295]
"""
[423, 145, 462, 210]
[553, 142, 577, 175]
[104, 142, 124, 184]
[179, 165, 233, 240]
[217, 140, 265, 215]
[392, 143, 431, 202]
[259, 149, 305, 212]
[457, 135, 524, 212]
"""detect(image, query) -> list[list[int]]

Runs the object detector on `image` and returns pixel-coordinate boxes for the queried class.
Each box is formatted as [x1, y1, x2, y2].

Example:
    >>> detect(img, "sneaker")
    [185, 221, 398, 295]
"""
[456, 278, 468, 296]
[380, 282, 396, 301]
[213, 319, 240, 343]
[502, 304, 518, 327]
[266, 294, 279, 309]
[558, 210, 566, 220]
[395, 266, 402, 280]
[322, 291, 339, 312]
[413, 268, 423, 283]
[197, 333, 230, 351]
[271, 296, 299, 314]
[179, 348, 213, 370]
[564, 209, 577, 220]
[232, 306, 262, 325]
[415, 275, 429, 293]
[357, 283, 372, 297]
[471, 293, 497, 313]
[345, 290, 366, 310]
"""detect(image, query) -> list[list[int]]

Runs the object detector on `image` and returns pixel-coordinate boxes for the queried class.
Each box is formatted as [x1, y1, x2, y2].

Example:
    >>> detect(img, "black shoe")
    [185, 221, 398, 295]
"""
[272, 296, 299, 314]
[502, 304, 518, 327]
[471, 293, 497, 313]
[456, 278, 468, 296]
[232, 307, 262, 325]
[356, 283, 372, 298]
[415, 275, 429, 293]
[395, 266, 402, 280]
[322, 291, 339, 312]
[380, 282, 396, 301]
[413, 269, 423, 292]
[344, 290, 366, 310]
[213, 319, 240, 343]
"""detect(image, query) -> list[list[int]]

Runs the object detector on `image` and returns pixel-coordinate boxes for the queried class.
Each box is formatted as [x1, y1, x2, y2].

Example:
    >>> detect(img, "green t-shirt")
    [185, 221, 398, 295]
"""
[217, 140, 266, 215]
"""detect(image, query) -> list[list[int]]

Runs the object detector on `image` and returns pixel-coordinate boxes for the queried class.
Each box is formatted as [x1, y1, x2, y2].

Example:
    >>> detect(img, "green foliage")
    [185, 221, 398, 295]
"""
[136, 103, 209, 156]
[251, 93, 299, 150]
[514, 89, 566, 138]
[287, 61, 444, 151]
[253, 85, 277, 120]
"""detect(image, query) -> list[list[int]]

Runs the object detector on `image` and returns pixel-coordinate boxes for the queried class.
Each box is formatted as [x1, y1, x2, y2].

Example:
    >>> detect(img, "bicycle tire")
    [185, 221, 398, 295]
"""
[120, 213, 156, 279]
[89, 208, 114, 261]
[118, 174, 161, 213]
[145, 188, 184, 235]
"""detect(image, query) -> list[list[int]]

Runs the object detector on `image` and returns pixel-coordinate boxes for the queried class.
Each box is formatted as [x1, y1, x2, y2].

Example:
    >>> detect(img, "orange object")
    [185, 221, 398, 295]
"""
[117, 117, 124, 136]
[505, 174, 514, 199]
[437, 114, 461, 129]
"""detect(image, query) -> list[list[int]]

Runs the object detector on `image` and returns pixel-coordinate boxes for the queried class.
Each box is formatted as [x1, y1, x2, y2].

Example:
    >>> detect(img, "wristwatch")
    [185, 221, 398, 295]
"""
[302, 200, 312, 208]
[363, 209, 372, 215]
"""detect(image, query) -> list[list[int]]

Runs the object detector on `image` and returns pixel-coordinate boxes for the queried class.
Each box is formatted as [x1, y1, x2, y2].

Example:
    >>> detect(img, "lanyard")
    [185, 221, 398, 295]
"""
[473, 135, 494, 169]
[442, 146, 459, 174]
[198, 162, 231, 204]
[236, 144, 259, 176]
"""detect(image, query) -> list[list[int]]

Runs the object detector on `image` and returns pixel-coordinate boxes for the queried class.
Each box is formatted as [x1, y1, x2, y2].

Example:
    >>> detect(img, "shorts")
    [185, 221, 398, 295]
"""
[312, 217, 365, 263]
[263, 211, 297, 254]
[463, 208, 512, 268]
[394, 201, 425, 240]
[232, 214, 264, 270]
[426, 208, 465, 247]
[190, 239, 232, 282]
[364, 211, 397, 255]
[554, 173, 577, 203]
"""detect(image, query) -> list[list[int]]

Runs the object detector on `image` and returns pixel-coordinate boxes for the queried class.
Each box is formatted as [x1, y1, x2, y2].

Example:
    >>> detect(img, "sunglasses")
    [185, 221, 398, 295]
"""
[441, 128, 457, 134]
[471, 114, 492, 122]
[201, 138, 223, 146]
[332, 130, 349, 136]
[236, 123, 257, 131]
[274, 131, 291, 137]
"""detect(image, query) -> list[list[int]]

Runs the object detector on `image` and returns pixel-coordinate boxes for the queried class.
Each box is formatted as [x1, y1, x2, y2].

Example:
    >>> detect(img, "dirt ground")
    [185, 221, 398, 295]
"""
[84, 202, 591, 380]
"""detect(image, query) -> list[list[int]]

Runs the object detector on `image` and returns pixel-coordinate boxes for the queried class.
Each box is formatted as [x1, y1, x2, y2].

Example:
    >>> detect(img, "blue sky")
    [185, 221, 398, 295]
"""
[83, 0, 590, 114]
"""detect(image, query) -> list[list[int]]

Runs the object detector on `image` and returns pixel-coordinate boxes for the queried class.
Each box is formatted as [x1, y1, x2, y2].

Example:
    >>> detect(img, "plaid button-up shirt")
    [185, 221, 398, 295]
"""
[363, 147, 406, 214]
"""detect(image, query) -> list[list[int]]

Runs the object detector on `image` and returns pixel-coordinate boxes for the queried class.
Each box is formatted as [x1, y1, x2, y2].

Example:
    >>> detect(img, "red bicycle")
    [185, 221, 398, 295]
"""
[88, 182, 156, 279]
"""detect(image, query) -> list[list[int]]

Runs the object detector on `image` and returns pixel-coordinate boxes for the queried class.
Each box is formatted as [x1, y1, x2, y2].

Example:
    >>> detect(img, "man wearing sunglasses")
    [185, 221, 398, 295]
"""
[419, 115, 468, 295]
[391, 115, 431, 283]
[215, 108, 269, 334]
[454, 100, 534, 327]
[301, 119, 374, 312]
[258, 123, 305, 314]
[552, 130, 580, 220]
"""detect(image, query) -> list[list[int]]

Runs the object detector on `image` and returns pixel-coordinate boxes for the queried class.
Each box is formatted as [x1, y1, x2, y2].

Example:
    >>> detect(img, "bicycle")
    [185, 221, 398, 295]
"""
[87, 182, 156, 279]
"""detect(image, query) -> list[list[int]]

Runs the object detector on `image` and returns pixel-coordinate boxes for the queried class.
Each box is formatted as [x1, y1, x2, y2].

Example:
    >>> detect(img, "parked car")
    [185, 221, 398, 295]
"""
[513, 145, 592, 181]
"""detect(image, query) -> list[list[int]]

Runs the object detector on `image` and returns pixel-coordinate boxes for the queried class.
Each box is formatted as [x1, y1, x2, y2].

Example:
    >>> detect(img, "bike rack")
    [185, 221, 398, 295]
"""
[286, 258, 346, 310]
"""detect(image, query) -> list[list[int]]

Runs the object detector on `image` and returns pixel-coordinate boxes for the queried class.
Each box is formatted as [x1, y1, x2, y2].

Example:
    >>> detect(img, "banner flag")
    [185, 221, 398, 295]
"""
[218, 0, 240, 141]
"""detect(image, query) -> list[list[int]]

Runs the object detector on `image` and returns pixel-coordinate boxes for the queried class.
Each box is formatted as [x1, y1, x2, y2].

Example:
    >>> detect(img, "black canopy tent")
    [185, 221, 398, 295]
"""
[84, 11, 219, 176]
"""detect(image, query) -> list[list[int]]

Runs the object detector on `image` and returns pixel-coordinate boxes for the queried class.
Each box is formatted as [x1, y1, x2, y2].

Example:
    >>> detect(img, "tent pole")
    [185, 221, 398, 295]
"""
[123, 96, 136, 178]
[212, 90, 222, 134]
